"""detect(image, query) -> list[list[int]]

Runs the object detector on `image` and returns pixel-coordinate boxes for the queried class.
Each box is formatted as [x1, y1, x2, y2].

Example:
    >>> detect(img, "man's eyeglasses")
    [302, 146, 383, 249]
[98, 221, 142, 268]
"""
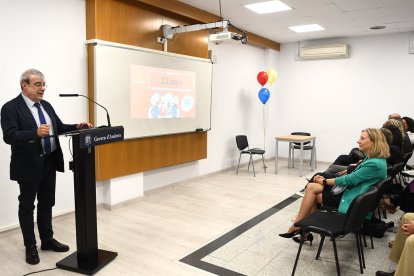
[31, 82, 48, 88]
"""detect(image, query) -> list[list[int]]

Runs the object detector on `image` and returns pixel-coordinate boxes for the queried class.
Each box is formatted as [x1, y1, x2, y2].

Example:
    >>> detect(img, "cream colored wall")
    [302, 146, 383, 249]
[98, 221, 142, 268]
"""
[0, 0, 88, 230]
[1, 0, 413, 230]
[275, 33, 414, 162]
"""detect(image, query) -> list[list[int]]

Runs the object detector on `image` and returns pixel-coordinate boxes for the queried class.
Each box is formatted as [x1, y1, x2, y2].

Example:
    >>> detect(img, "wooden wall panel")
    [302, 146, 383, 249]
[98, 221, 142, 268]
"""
[86, 0, 208, 180]
[89, 0, 209, 58]
[95, 132, 207, 181]
[87, 46, 95, 123]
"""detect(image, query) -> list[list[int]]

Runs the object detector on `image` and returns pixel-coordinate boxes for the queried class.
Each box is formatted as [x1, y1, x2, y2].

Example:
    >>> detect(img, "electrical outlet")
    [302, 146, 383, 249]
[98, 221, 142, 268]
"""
[157, 37, 166, 44]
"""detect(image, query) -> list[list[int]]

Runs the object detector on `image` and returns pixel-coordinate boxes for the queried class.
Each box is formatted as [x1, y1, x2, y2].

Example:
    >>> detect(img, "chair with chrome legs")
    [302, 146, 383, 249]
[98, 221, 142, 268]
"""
[291, 186, 378, 276]
[235, 135, 266, 177]
[290, 132, 316, 168]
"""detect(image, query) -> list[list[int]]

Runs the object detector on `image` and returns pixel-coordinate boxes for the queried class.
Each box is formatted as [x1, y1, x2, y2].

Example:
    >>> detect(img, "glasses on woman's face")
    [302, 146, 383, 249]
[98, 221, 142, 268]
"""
[30, 82, 48, 88]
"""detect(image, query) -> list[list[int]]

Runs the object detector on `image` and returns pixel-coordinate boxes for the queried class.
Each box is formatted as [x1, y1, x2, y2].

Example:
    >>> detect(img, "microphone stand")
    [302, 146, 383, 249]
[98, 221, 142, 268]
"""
[59, 94, 111, 127]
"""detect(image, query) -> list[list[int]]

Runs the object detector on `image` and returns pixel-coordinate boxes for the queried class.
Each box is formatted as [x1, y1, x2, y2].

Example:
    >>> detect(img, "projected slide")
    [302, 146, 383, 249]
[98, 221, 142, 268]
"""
[94, 40, 212, 139]
[131, 65, 196, 119]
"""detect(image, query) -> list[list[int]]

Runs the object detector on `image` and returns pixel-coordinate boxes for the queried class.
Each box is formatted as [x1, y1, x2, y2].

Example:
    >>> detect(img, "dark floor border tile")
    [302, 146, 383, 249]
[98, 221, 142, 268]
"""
[179, 194, 300, 275]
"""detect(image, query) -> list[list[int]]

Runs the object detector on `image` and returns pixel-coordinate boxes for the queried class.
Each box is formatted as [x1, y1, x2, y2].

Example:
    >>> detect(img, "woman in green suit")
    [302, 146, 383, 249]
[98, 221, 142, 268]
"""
[279, 128, 389, 243]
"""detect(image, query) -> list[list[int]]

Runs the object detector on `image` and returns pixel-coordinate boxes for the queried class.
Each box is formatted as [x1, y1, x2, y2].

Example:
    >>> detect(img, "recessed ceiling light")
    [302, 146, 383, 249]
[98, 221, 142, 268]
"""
[289, 24, 325, 33]
[245, 0, 292, 14]
[370, 26, 386, 30]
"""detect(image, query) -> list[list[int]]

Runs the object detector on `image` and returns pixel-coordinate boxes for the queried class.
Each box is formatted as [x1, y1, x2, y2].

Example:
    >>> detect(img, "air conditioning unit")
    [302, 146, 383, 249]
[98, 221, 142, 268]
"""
[299, 44, 349, 60]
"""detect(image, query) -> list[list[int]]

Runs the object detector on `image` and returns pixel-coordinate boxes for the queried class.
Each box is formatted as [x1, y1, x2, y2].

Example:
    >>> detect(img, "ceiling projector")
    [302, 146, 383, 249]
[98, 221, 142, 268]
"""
[209, 31, 243, 44]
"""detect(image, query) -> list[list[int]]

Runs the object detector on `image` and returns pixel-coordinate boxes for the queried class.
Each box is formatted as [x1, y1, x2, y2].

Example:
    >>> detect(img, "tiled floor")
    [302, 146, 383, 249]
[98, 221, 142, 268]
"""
[0, 158, 401, 275]
[181, 170, 401, 276]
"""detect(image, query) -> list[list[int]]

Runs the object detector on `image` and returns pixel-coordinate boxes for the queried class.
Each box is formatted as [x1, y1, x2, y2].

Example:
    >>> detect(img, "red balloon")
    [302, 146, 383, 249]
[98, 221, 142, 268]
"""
[257, 71, 268, 86]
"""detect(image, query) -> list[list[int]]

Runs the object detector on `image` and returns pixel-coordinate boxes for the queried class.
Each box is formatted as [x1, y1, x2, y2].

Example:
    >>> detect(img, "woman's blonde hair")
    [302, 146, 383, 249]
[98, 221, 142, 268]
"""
[383, 119, 405, 138]
[364, 128, 390, 158]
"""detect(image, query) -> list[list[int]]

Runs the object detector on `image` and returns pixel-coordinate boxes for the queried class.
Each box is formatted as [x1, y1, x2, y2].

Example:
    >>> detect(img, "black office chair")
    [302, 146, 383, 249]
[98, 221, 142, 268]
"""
[400, 151, 413, 188]
[379, 163, 404, 219]
[404, 151, 413, 166]
[292, 186, 378, 276]
[365, 177, 392, 249]
[290, 132, 316, 168]
[400, 151, 413, 183]
[390, 161, 405, 194]
[235, 135, 266, 177]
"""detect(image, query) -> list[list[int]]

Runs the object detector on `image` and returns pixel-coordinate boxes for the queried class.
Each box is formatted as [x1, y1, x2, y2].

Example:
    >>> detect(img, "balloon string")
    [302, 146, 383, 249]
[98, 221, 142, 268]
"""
[263, 104, 266, 151]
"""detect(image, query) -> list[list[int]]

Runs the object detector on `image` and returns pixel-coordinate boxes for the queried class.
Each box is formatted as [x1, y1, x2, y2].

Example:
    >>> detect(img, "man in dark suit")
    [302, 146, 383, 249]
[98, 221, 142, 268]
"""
[1, 68, 92, 265]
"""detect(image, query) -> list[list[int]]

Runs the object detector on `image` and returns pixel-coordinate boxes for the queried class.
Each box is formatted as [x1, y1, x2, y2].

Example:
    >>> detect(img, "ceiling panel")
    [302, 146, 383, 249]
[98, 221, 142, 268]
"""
[177, 0, 414, 43]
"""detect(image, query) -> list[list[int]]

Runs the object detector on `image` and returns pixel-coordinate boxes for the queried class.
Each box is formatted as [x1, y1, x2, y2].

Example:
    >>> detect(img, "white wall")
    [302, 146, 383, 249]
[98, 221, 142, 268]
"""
[143, 42, 279, 190]
[0, 0, 276, 229]
[274, 33, 414, 161]
[143, 33, 414, 190]
[0, 0, 88, 230]
[1, 0, 414, 231]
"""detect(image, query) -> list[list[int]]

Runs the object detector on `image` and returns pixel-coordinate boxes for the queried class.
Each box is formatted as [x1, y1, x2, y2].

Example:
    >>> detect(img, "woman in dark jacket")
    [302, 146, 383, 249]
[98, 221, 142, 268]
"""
[381, 125, 404, 166]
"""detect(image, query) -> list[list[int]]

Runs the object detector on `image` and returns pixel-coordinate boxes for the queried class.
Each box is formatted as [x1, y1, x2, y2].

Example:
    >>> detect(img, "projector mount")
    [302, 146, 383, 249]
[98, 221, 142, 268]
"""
[162, 20, 229, 39]
[160, 20, 247, 44]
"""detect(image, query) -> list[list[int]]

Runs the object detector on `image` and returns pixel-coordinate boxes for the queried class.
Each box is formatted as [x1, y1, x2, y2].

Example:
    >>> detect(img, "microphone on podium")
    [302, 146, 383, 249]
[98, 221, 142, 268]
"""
[59, 94, 111, 127]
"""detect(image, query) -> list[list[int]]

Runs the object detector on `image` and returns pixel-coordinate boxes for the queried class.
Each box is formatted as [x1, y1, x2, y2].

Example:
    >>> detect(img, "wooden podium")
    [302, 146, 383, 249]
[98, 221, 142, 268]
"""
[56, 126, 124, 275]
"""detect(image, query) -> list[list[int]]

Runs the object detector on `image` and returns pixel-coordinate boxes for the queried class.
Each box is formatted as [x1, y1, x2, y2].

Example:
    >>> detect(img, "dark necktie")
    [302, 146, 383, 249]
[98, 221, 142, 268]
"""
[34, 102, 51, 153]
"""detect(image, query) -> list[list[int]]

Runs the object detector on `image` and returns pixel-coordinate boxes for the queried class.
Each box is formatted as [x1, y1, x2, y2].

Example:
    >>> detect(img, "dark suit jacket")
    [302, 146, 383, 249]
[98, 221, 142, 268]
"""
[388, 144, 404, 166]
[1, 94, 77, 183]
[403, 132, 413, 155]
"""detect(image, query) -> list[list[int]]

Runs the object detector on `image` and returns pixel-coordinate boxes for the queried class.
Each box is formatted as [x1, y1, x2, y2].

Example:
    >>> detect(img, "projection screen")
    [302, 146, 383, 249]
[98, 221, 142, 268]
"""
[90, 40, 213, 139]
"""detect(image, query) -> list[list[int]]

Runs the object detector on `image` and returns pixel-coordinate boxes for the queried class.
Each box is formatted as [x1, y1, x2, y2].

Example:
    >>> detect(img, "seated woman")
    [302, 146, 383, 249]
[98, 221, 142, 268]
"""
[402, 116, 414, 133]
[302, 128, 397, 200]
[381, 125, 414, 214]
[384, 119, 412, 156]
[325, 126, 401, 177]
[402, 116, 414, 146]
[382, 125, 404, 166]
[331, 123, 403, 169]
[279, 128, 389, 244]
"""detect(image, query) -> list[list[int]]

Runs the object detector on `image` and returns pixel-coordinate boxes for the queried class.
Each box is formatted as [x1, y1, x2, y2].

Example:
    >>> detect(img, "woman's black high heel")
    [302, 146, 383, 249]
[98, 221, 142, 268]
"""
[293, 233, 314, 246]
[279, 229, 301, 238]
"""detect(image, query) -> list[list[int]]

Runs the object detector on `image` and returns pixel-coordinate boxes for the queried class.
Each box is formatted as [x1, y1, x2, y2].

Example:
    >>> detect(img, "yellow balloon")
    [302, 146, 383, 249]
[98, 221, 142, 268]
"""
[266, 68, 278, 85]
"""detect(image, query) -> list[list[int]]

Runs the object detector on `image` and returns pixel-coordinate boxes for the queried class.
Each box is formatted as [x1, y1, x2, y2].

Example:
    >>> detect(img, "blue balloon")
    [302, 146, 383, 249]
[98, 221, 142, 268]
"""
[258, 88, 270, 104]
